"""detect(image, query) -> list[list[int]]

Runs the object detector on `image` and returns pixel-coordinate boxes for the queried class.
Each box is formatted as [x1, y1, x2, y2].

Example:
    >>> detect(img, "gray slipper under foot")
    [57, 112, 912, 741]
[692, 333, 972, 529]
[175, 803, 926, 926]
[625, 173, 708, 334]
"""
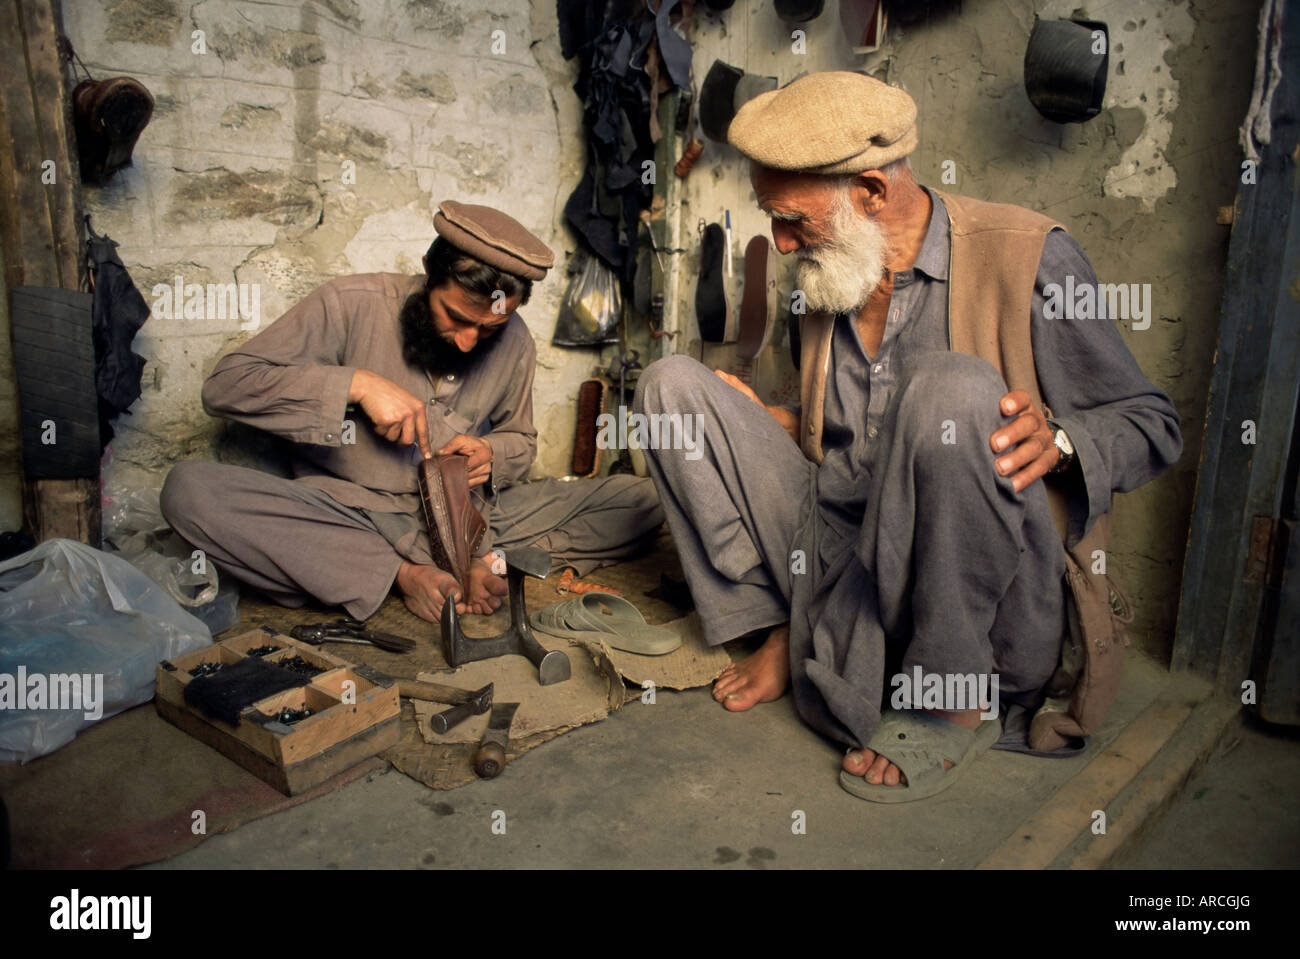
[838, 710, 1002, 804]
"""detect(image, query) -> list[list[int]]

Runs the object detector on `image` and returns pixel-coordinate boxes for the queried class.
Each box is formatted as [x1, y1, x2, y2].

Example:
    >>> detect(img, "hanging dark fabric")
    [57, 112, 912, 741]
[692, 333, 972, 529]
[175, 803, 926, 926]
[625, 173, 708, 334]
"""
[558, 0, 691, 294]
[86, 220, 149, 448]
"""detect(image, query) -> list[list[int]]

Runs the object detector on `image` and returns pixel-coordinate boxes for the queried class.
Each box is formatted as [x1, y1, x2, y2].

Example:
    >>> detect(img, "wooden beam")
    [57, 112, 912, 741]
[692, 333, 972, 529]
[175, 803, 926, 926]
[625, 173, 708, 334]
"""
[19, 0, 83, 287]
[1173, 9, 1300, 694]
[0, 0, 98, 545]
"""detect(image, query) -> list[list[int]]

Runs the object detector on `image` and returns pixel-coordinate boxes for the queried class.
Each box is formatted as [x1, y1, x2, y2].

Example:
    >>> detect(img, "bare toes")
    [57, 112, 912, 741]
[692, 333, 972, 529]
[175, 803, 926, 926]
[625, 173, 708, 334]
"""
[866, 754, 892, 784]
[843, 749, 873, 774]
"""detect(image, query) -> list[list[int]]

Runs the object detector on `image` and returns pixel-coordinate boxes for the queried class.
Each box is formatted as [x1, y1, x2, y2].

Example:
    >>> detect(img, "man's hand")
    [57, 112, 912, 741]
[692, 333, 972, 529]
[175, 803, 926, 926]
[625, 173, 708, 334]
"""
[437, 433, 493, 487]
[714, 369, 800, 443]
[990, 389, 1059, 493]
[350, 369, 432, 458]
[714, 368, 761, 404]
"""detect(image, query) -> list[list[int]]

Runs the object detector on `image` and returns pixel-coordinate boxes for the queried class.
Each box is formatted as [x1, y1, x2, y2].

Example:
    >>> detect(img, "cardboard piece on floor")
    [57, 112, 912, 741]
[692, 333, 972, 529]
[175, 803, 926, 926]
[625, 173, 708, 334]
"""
[412, 633, 621, 745]
[585, 612, 732, 691]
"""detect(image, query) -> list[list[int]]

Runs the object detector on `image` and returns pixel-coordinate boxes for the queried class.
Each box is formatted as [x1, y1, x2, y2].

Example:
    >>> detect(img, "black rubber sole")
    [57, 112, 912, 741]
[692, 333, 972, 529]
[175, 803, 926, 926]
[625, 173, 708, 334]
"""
[696, 222, 727, 342]
[9, 287, 100, 478]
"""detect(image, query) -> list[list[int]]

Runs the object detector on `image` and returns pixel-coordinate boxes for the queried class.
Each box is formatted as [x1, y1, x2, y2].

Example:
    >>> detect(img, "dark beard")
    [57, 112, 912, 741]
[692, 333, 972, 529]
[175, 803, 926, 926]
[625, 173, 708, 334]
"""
[399, 288, 499, 374]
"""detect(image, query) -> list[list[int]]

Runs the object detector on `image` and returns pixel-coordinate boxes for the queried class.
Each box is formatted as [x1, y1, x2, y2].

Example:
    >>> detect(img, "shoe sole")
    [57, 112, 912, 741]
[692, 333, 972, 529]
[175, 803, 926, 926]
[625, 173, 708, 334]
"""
[737, 235, 776, 360]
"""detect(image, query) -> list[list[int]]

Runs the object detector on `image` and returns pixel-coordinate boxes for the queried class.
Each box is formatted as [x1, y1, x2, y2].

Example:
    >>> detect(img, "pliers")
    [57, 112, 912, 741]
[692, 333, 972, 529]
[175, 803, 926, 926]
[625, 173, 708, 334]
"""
[289, 618, 416, 653]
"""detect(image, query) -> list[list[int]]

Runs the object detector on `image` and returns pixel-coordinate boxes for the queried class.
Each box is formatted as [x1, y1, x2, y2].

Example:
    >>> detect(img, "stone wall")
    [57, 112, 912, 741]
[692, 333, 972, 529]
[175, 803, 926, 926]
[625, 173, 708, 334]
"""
[60, 0, 597, 495]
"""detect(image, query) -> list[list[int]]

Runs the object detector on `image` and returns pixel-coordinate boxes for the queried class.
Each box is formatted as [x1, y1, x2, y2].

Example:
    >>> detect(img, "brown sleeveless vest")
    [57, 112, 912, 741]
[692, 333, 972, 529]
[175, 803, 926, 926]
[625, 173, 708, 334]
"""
[797, 189, 1129, 751]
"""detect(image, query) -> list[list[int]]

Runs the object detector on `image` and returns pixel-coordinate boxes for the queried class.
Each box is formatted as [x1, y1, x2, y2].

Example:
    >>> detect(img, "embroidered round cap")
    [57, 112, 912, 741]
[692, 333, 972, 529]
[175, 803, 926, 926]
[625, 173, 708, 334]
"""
[433, 200, 555, 281]
[727, 71, 918, 175]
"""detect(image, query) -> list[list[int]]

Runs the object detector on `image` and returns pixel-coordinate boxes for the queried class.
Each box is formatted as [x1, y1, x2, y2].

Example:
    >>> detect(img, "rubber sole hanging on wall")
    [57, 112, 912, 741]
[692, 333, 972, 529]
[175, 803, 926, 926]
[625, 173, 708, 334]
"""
[9, 287, 100, 479]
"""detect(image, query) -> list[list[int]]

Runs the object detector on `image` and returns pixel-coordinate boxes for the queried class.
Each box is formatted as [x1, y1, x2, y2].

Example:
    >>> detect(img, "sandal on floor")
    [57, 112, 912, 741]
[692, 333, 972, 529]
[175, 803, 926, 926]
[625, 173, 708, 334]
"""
[531, 594, 682, 656]
[838, 711, 1002, 804]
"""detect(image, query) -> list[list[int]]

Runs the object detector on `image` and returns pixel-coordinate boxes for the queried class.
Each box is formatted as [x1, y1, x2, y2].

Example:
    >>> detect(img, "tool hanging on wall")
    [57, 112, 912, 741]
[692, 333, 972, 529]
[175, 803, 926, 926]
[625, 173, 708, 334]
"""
[675, 139, 704, 178]
[606, 350, 644, 476]
[675, 81, 704, 178]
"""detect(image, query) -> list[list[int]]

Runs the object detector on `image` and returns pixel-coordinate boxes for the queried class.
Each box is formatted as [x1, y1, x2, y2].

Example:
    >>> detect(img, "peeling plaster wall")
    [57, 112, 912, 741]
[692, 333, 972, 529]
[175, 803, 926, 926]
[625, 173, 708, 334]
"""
[672, 0, 1258, 658]
[62, 0, 596, 493]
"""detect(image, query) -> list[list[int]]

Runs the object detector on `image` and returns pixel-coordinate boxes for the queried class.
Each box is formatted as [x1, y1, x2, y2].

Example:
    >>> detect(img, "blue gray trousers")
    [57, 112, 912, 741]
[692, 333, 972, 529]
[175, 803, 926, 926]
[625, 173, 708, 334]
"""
[161, 464, 662, 621]
[634, 352, 1066, 749]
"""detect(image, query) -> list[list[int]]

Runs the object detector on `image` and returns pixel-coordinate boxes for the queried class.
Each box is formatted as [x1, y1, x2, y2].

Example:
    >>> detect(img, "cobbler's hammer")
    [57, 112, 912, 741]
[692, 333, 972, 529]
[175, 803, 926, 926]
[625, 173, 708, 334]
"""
[395, 679, 494, 734]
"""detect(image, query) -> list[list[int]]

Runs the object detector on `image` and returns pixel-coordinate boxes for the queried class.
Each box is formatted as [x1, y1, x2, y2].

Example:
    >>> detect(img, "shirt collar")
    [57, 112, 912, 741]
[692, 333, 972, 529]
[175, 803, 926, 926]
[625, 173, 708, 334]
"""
[910, 186, 950, 281]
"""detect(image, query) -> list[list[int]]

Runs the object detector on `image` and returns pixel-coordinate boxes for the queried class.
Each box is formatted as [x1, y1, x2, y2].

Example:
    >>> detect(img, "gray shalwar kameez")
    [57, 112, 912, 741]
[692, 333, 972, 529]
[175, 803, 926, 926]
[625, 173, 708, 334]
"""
[635, 191, 1182, 749]
[162, 273, 662, 620]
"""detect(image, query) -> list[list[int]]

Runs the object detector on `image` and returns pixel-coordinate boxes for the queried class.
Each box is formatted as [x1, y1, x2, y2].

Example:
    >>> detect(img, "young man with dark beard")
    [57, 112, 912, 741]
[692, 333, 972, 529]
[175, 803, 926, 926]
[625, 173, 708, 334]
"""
[162, 201, 662, 624]
[634, 72, 1182, 802]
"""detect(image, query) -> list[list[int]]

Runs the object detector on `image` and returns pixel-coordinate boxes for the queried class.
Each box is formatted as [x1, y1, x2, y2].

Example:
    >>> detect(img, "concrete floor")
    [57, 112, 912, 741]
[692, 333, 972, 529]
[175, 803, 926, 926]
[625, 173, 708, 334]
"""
[142, 647, 1296, 870]
[1114, 713, 1300, 870]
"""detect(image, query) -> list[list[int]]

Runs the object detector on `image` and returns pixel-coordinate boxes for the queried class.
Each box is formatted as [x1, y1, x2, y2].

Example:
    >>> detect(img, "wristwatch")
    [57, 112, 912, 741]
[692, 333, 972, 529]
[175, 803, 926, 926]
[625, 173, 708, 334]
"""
[1047, 420, 1075, 474]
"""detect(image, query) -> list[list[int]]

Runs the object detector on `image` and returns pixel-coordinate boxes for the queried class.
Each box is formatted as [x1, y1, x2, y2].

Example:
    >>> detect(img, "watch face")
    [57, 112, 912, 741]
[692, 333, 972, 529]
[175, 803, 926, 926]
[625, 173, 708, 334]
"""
[1054, 428, 1074, 457]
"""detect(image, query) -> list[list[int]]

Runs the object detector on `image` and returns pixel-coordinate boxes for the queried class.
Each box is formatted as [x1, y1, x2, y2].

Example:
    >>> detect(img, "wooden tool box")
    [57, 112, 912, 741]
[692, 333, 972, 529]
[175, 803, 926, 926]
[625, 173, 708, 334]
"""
[155, 628, 399, 795]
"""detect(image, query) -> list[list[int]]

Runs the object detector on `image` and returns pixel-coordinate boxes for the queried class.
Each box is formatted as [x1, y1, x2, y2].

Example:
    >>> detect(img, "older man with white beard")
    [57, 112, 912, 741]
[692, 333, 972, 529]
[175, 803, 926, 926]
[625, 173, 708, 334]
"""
[634, 72, 1181, 802]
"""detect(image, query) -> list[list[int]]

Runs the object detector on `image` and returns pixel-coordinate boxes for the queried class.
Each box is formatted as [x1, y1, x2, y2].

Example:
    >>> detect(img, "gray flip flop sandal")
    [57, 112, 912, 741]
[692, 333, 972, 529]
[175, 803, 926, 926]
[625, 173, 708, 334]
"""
[839, 711, 1002, 804]
[531, 594, 682, 656]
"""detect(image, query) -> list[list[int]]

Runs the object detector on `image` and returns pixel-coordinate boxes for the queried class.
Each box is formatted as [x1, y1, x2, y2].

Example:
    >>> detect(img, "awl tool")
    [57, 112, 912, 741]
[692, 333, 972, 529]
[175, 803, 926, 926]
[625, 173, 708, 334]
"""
[473, 702, 519, 779]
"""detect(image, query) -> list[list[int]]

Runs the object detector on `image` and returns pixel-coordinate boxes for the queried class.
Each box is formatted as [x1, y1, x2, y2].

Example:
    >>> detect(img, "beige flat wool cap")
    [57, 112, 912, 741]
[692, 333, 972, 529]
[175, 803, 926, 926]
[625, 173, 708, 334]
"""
[727, 71, 918, 175]
[433, 200, 555, 281]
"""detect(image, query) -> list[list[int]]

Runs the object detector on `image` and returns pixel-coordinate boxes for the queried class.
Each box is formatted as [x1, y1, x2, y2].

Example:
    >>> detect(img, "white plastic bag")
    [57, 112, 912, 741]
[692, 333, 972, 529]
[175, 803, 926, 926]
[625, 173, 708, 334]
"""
[0, 539, 212, 762]
[103, 483, 237, 630]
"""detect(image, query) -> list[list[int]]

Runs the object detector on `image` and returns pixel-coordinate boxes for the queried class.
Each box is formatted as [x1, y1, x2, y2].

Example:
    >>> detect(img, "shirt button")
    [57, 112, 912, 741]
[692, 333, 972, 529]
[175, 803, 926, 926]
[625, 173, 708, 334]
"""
[868, 426, 878, 439]
[808, 424, 815, 434]
[872, 364, 883, 374]
[324, 433, 335, 441]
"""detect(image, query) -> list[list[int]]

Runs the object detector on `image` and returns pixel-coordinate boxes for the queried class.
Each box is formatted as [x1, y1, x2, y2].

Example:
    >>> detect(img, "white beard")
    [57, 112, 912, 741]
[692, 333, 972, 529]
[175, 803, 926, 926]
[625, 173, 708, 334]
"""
[794, 196, 889, 315]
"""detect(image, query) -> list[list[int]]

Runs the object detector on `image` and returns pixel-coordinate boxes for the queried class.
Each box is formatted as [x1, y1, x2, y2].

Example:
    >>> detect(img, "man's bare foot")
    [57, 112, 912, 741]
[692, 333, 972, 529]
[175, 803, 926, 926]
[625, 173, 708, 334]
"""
[396, 562, 464, 624]
[841, 707, 982, 787]
[713, 624, 790, 711]
[465, 558, 508, 614]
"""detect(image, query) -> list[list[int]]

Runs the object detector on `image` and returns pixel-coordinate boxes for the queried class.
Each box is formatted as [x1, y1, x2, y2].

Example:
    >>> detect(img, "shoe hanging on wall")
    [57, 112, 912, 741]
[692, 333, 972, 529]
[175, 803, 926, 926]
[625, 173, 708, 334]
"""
[699, 60, 778, 143]
[72, 76, 154, 185]
[775, 0, 825, 23]
[696, 222, 730, 343]
[1024, 18, 1109, 124]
